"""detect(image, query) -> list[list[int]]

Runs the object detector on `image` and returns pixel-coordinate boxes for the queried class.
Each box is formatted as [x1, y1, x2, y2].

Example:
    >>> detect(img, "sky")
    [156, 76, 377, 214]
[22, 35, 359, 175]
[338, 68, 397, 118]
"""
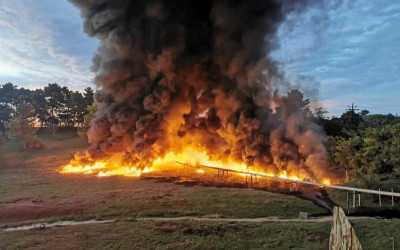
[0, 0, 399, 116]
[0, 0, 97, 91]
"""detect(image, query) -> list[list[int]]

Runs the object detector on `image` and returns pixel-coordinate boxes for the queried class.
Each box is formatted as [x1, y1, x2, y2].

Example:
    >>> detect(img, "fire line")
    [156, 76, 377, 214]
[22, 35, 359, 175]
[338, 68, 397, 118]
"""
[178, 162, 400, 198]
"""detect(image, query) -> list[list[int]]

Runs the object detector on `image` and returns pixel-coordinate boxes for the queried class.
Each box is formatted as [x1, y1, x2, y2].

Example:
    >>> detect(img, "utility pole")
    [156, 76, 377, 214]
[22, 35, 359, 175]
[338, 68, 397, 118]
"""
[346, 103, 359, 130]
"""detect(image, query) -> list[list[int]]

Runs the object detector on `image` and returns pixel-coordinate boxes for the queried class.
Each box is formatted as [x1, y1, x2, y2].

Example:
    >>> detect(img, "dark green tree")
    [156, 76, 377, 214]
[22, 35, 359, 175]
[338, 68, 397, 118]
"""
[83, 87, 94, 108]
[0, 104, 12, 134]
[58, 86, 74, 127]
[361, 125, 400, 174]
[16, 88, 32, 105]
[44, 83, 65, 127]
[340, 110, 363, 131]
[362, 113, 399, 128]
[31, 89, 48, 127]
[360, 110, 370, 116]
[78, 102, 97, 137]
[322, 117, 345, 137]
[0, 83, 18, 106]
[69, 91, 85, 126]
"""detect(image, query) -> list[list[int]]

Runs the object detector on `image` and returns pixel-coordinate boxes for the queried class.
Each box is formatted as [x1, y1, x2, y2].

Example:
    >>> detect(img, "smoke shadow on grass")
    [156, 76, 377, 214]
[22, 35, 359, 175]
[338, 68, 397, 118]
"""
[349, 207, 400, 219]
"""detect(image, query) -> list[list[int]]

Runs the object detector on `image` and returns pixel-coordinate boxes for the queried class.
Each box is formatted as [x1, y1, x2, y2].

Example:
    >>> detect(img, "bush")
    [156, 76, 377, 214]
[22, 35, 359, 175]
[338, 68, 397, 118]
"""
[6, 103, 44, 150]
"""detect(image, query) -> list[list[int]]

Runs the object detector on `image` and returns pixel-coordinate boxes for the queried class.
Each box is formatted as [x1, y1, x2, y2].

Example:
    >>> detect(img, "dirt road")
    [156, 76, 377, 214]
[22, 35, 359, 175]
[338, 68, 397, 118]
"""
[2, 215, 373, 232]
[136, 215, 371, 223]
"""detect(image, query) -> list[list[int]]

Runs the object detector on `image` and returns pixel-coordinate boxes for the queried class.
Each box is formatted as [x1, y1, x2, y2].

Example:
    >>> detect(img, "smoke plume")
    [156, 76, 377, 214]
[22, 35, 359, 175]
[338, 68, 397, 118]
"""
[69, 0, 330, 181]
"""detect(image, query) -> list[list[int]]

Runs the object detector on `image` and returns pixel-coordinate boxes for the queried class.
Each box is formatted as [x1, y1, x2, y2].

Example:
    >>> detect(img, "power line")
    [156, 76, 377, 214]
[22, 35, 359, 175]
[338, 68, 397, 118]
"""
[346, 103, 359, 129]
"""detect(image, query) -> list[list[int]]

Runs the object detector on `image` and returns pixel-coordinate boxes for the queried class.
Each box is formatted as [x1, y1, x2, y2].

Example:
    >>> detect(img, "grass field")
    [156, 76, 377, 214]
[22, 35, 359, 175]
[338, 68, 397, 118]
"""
[1, 131, 400, 249]
[0, 220, 332, 249]
[1, 219, 399, 250]
[0, 132, 327, 226]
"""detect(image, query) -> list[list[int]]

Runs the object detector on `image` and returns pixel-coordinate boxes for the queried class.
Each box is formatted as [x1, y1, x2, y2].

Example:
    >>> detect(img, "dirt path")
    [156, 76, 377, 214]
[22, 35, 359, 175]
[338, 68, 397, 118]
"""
[2, 215, 373, 232]
[136, 215, 371, 223]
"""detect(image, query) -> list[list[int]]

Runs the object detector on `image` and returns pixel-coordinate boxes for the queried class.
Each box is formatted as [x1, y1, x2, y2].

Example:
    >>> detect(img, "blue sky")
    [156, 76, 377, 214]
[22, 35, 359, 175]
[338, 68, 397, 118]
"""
[273, 0, 400, 116]
[0, 0, 399, 116]
[0, 0, 97, 91]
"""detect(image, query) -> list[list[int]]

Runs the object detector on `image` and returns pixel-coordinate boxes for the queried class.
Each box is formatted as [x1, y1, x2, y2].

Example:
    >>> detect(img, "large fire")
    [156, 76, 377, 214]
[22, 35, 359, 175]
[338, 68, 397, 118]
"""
[61, 147, 331, 185]
[64, 0, 335, 188]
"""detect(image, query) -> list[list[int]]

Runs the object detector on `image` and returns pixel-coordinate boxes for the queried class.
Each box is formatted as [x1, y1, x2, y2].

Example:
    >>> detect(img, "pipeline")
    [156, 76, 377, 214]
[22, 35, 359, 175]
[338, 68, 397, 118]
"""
[176, 162, 400, 198]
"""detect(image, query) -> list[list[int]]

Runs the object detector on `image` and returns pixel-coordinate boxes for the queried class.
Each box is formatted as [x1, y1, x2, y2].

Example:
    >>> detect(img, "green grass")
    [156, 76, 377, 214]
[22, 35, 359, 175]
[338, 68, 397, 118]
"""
[0, 220, 332, 250]
[352, 218, 400, 250]
[1, 219, 399, 250]
[0, 173, 328, 226]
[326, 175, 400, 213]
[0, 131, 89, 162]
[0, 131, 327, 227]
[2, 132, 400, 249]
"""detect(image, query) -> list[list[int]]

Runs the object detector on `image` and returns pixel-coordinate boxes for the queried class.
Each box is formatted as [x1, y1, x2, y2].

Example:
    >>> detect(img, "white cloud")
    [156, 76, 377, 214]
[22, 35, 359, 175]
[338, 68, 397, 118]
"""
[0, 0, 94, 90]
[273, 0, 400, 115]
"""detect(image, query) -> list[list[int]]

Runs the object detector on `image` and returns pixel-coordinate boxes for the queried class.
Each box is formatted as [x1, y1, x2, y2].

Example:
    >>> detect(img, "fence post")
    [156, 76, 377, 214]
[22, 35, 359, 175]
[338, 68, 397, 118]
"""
[392, 189, 394, 207]
[379, 188, 382, 207]
[391, 237, 395, 250]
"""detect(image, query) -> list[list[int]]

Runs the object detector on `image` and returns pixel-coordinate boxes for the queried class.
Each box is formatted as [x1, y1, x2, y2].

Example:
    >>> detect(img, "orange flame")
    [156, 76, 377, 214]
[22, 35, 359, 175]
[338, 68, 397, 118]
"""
[61, 162, 152, 177]
[322, 178, 331, 185]
[60, 147, 330, 184]
[196, 168, 205, 174]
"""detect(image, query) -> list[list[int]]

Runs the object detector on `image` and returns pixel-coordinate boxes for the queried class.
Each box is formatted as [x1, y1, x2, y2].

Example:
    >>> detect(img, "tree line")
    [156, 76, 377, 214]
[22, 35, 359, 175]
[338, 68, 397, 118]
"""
[0, 83, 94, 149]
[313, 104, 400, 180]
[0, 83, 94, 133]
[271, 90, 400, 180]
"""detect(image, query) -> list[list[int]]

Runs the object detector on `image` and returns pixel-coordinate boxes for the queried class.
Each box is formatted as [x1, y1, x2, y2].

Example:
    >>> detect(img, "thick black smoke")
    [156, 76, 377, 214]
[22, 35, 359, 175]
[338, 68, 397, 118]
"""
[69, 0, 330, 180]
